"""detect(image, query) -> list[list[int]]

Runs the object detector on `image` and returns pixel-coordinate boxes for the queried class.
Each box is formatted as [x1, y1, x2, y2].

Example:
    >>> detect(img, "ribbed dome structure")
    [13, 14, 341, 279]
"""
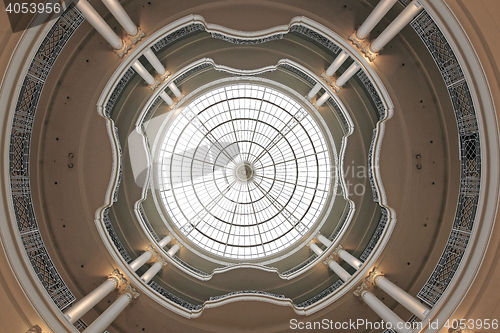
[157, 83, 333, 260]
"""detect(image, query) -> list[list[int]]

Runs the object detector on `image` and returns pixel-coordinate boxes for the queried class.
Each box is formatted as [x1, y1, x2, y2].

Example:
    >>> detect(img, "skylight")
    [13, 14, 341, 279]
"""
[157, 83, 332, 260]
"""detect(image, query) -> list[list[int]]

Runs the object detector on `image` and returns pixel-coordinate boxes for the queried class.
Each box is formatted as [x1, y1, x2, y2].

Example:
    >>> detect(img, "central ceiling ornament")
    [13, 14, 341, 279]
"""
[235, 162, 254, 182]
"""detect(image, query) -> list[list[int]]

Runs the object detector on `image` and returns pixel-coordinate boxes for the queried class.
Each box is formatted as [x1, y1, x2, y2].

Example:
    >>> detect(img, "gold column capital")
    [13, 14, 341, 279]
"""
[366, 267, 384, 284]
[115, 42, 131, 58]
[121, 283, 140, 300]
[331, 245, 343, 259]
[129, 28, 146, 44]
[322, 254, 335, 266]
[353, 282, 370, 298]
[108, 269, 127, 288]
[155, 255, 168, 267]
[348, 31, 365, 49]
[362, 45, 379, 62]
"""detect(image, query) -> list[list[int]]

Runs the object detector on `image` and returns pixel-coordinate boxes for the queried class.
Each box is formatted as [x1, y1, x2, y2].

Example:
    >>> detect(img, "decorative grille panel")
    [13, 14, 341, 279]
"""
[411, 10, 481, 307]
[152, 23, 206, 52]
[102, 208, 132, 263]
[9, 4, 84, 310]
[289, 25, 341, 54]
[149, 281, 202, 310]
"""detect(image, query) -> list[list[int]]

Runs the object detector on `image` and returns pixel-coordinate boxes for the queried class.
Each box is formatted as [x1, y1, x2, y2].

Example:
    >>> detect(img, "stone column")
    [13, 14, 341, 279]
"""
[64, 270, 126, 324]
[309, 242, 323, 256]
[367, 268, 430, 320]
[307, 83, 322, 100]
[334, 245, 363, 269]
[143, 48, 169, 77]
[317, 233, 333, 247]
[140, 257, 167, 283]
[129, 246, 155, 271]
[324, 51, 350, 77]
[132, 60, 158, 88]
[75, 0, 129, 57]
[82, 285, 139, 333]
[101, 0, 145, 43]
[323, 255, 351, 282]
[333, 63, 362, 91]
[158, 235, 173, 247]
[354, 283, 409, 333]
[315, 92, 330, 108]
[349, 0, 399, 47]
[168, 82, 182, 98]
[364, 0, 423, 60]
[159, 91, 174, 106]
[167, 243, 180, 256]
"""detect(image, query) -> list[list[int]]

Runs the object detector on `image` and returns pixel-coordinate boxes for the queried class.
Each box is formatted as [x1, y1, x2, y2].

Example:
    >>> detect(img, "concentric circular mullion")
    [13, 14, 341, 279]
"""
[157, 83, 332, 259]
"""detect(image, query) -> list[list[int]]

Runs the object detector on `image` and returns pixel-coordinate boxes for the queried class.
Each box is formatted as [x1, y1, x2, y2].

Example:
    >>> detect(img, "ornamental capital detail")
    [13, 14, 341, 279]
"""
[366, 267, 384, 284]
[322, 254, 334, 266]
[149, 79, 161, 90]
[362, 45, 378, 62]
[129, 28, 146, 44]
[146, 244, 158, 255]
[108, 269, 127, 288]
[348, 31, 365, 49]
[121, 283, 140, 299]
[160, 70, 171, 81]
[155, 255, 168, 266]
[115, 42, 131, 59]
[145, 245, 161, 263]
[26, 325, 42, 333]
[331, 245, 343, 259]
[353, 282, 369, 298]
[320, 72, 335, 85]
[330, 81, 341, 93]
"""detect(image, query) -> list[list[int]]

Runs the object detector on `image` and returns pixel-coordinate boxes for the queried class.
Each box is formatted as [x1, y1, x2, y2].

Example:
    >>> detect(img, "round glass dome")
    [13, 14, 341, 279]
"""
[157, 83, 332, 260]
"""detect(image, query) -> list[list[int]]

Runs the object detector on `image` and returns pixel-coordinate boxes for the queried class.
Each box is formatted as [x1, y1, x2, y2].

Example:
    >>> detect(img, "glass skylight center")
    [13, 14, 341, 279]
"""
[157, 83, 333, 260]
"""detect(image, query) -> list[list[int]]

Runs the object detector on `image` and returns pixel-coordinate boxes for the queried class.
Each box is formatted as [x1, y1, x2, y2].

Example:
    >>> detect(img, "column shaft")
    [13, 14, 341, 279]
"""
[376, 276, 430, 320]
[317, 234, 332, 247]
[75, 0, 122, 49]
[307, 83, 322, 100]
[315, 92, 330, 107]
[64, 279, 116, 324]
[370, 0, 423, 52]
[101, 0, 138, 36]
[357, 0, 399, 39]
[328, 260, 351, 282]
[129, 250, 153, 271]
[82, 293, 132, 333]
[309, 243, 323, 256]
[140, 261, 163, 283]
[325, 51, 349, 77]
[339, 249, 362, 269]
[159, 91, 174, 105]
[168, 82, 182, 98]
[361, 291, 408, 333]
[158, 235, 173, 247]
[336, 63, 361, 87]
[167, 244, 180, 256]
[143, 48, 167, 75]
[132, 60, 155, 86]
